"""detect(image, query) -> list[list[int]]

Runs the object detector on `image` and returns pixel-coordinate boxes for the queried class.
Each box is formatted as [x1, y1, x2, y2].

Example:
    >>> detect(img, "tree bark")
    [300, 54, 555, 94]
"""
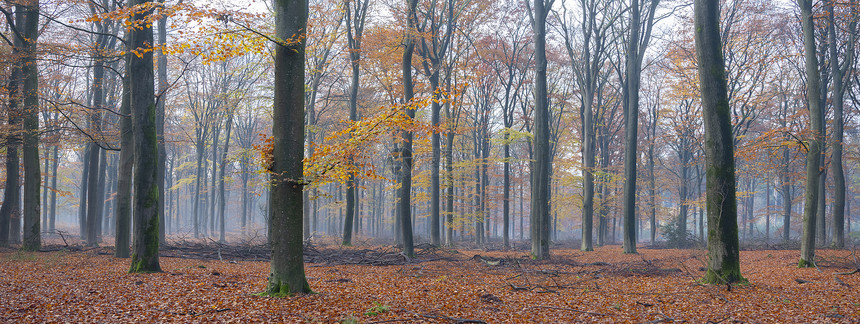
[21, 0, 41, 252]
[128, 0, 161, 272]
[0, 9, 23, 246]
[694, 0, 744, 284]
[218, 113, 233, 243]
[531, 0, 552, 259]
[828, 0, 855, 249]
[398, 0, 419, 258]
[622, 0, 641, 254]
[798, 0, 823, 267]
[157, 0, 169, 245]
[115, 68, 132, 258]
[266, 0, 311, 295]
[49, 145, 58, 232]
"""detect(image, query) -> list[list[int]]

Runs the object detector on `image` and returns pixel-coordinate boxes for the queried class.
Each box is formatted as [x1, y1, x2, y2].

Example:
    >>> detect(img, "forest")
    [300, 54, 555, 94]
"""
[1, 0, 860, 322]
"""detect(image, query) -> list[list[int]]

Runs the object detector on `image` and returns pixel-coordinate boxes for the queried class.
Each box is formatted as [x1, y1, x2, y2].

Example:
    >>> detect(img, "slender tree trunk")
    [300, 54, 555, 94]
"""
[828, 0, 854, 248]
[49, 145, 58, 232]
[218, 113, 233, 243]
[799, 0, 823, 267]
[398, 0, 419, 258]
[115, 70, 132, 258]
[96, 149, 107, 241]
[192, 128, 206, 238]
[622, 0, 641, 254]
[445, 130, 455, 247]
[42, 148, 49, 232]
[694, 0, 743, 283]
[766, 180, 771, 242]
[0, 23, 22, 246]
[782, 138, 792, 241]
[209, 122, 221, 236]
[531, 0, 552, 259]
[157, 2, 169, 245]
[78, 147, 90, 240]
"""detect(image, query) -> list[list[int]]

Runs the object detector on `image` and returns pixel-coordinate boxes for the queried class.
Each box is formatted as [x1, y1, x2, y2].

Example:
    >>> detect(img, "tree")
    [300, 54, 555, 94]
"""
[128, 0, 161, 273]
[694, 0, 744, 284]
[398, 0, 419, 258]
[622, 0, 661, 254]
[621, 0, 640, 254]
[828, 0, 856, 249]
[342, 0, 370, 246]
[0, 4, 24, 247]
[115, 69, 132, 258]
[798, 0, 823, 268]
[530, 0, 554, 260]
[21, 0, 41, 252]
[265, 0, 311, 295]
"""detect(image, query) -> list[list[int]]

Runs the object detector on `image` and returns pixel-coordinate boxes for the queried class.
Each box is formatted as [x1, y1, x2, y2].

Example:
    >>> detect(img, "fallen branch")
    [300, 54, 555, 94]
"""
[399, 308, 487, 324]
[835, 269, 859, 276]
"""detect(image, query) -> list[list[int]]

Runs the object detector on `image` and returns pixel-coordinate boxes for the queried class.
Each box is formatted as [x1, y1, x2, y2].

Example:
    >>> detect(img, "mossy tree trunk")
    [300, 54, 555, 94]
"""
[266, 0, 311, 296]
[128, 0, 161, 273]
[693, 0, 744, 284]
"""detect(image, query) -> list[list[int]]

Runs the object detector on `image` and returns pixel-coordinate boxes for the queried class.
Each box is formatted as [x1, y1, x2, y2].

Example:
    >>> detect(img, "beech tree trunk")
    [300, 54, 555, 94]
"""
[266, 0, 311, 295]
[398, 0, 419, 258]
[115, 68, 132, 258]
[128, 0, 161, 273]
[0, 10, 22, 246]
[21, 0, 41, 252]
[798, 0, 823, 267]
[694, 0, 744, 284]
[621, 0, 641, 254]
[530, 0, 552, 259]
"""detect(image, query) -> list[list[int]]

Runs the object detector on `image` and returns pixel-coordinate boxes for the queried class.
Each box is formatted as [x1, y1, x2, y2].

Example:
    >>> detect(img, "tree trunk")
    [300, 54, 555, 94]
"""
[49, 145, 58, 232]
[531, 0, 552, 259]
[128, 0, 161, 273]
[798, 0, 823, 267]
[78, 147, 90, 240]
[115, 70, 132, 258]
[828, 0, 854, 248]
[0, 17, 22, 246]
[445, 127, 455, 247]
[266, 0, 311, 295]
[694, 0, 744, 284]
[398, 0, 419, 258]
[157, 1, 169, 245]
[21, 0, 41, 252]
[218, 113, 233, 243]
[622, 0, 641, 254]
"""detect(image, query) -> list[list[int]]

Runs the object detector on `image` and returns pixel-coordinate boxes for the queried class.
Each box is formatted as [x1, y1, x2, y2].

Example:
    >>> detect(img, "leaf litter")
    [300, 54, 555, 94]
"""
[1, 243, 859, 323]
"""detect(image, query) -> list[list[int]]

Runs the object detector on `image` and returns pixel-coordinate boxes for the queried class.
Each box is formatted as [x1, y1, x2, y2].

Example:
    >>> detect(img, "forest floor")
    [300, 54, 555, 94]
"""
[1, 238, 859, 323]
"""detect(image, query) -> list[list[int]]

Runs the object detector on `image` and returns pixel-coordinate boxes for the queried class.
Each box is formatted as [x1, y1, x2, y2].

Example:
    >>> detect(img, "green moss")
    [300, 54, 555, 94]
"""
[798, 258, 815, 268]
[702, 268, 747, 285]
[257, 278, 313, 297]
[129, 213, 160, 273]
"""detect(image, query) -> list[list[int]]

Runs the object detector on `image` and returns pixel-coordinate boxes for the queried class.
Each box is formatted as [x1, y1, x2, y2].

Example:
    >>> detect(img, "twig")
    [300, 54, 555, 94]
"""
[527, 305, 609, 317]
[193, 308, 231, 317]
[398, 308, 487, 323]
